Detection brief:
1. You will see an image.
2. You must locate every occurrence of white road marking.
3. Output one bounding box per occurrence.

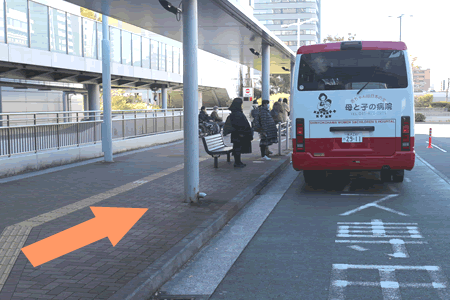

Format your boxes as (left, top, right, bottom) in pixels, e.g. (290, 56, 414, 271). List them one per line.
(347, 245, 368, 252)
(336, 220, 423, 239)
(387, 239, 409, 258)
(425, 141, 447, 152)
(388, 185, 398, 192)
(329, 264, 450, 300)
(340, 194, 407, 216)
(336, 240, 427, 245)
(341, 194, 396, 197)
(405, 177, 411, 182)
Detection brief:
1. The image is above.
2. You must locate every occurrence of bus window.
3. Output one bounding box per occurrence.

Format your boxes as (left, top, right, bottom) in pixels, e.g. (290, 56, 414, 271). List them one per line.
(297, 50, 408, 91)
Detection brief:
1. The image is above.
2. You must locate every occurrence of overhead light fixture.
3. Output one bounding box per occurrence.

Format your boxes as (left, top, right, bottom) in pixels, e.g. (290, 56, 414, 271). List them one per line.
(159, 0, 182, 19)
(282, 67, 290, 71)
(249, 48, 260, 57)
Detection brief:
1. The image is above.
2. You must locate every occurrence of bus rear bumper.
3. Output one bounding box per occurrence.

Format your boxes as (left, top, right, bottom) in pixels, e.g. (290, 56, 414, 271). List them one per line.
(292, 151, 415, 171)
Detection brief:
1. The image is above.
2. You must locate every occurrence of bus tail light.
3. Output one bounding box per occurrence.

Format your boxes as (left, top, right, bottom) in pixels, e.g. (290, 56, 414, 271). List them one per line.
(401, 116, 410, 150)
(296, 118, 305, 152)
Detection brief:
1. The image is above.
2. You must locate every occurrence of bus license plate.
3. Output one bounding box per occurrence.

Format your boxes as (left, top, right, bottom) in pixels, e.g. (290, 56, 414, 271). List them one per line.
(342, 133, 363, 143)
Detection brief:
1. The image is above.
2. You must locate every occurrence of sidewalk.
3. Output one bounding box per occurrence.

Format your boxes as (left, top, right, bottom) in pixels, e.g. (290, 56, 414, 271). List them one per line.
(0, 135, 291, 300)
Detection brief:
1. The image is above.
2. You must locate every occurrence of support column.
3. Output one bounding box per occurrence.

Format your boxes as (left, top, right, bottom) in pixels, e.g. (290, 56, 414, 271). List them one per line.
(101, 4, 113, 163)
(261, 43, 270, 101)
(161, 85, 167, 110)
(183, 0, 200, 203)
(87, 84, 100, 120)
(62, 92, 67, 123)
(83, 94, 88, 119)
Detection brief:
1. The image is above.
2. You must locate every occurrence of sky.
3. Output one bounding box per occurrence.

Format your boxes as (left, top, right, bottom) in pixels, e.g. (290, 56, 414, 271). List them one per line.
(321, 0, 447, 90)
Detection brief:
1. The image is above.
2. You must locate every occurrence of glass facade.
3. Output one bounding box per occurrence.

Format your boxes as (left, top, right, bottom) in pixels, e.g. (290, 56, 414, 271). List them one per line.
(141, 37, 150, 69)
(0, 0, 6, 43)
(0, 0, 182, 74)
(6, 0, 28, 46)
(110, 26, 121, 63)
(83, 18, 96, 58)
(67, 13, 81, 56)
(166, 45, 172, 73)
(97, 22, 102, 60)
(49, 8, 66, 53)
(159, 42, 166, 72)
(121, 30, 131, 65)
(29, 1, 48, 50)
(132, 34, 141, 67)
(151, 39, 158, 70)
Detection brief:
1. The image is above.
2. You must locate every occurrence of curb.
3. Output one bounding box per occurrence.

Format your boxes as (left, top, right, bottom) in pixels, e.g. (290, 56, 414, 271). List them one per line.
(109, 156, 291, 300)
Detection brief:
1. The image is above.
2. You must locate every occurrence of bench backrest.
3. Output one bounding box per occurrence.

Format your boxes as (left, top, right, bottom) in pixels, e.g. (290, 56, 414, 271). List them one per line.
(202, 134, 226, 152)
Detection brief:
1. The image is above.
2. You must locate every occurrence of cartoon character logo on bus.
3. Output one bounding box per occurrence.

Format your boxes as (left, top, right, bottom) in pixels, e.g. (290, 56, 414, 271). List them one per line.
(314, 93, 336, 118)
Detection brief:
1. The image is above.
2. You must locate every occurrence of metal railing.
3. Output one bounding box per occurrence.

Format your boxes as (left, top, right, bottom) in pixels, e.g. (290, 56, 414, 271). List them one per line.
(276, 120, 292, 155)
(0, 109, 184, 157)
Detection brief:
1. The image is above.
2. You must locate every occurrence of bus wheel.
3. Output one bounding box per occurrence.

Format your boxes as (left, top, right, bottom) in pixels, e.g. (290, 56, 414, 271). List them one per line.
(392, 170, 404, 183)
(380, 170, 392, 182)
(303, 170, 326, 185)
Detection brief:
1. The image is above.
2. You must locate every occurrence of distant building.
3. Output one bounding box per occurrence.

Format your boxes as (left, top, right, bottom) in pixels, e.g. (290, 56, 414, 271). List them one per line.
(253, 0, 321, 53)
(412, 68, 430, 92)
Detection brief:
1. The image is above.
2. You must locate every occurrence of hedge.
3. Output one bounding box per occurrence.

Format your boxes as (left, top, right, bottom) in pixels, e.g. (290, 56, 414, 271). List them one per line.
(415, 113, 426, 122)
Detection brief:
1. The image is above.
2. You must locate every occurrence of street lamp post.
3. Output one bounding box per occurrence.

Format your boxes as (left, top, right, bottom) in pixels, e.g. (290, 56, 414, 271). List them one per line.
(281, 17, 318, 48)
(388, 14, 413, 41)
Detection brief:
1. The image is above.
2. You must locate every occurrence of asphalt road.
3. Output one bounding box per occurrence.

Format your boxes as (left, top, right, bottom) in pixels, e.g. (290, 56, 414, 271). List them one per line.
(157, 145, 450, 300)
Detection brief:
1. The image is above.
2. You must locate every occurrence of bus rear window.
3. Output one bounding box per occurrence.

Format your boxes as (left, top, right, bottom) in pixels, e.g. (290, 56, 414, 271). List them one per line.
(297, 50, 408, 91)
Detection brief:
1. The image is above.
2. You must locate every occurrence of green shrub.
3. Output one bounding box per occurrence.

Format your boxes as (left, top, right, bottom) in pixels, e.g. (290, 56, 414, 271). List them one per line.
(415, 113, 426, 122)
(415, 93, 433, 107)
(429, 102, 450, 110)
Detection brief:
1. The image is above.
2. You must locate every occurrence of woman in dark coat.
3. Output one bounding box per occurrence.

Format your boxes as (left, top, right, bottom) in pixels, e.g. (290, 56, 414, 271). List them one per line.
(223, 98, 253, 168)
(254, 99, 278, 160)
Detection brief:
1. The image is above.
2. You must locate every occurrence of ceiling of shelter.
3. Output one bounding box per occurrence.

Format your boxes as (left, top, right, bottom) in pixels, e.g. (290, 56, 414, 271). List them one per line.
(62, 0, 294, 74)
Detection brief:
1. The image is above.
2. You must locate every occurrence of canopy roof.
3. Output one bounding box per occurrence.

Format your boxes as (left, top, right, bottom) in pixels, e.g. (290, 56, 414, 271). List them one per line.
(63, 0, 295, 74)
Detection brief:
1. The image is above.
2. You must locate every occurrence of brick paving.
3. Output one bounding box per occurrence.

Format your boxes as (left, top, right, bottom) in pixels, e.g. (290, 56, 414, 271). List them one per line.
(0, 135, 291, 299)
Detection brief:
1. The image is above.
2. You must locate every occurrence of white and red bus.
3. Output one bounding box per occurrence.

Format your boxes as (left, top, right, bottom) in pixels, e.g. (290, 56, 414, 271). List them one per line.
(290, 41, 415, 183)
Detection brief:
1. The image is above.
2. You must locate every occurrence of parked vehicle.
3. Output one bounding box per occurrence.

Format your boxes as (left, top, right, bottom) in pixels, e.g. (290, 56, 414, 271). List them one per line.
(290, 41, 415, 184)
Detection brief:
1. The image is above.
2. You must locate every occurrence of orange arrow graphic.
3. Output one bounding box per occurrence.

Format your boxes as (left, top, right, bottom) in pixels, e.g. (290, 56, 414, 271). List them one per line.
(21, 207, 148, 267)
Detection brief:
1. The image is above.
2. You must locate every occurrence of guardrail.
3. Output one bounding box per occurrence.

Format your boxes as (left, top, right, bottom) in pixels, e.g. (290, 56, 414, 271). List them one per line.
(0, 109, 184, 157)
(276, 120, 292, 155)
(0, 107, 230, 158)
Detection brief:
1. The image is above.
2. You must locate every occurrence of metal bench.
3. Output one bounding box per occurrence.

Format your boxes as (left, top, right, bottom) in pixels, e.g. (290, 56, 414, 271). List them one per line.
(201, 134, 233, 168)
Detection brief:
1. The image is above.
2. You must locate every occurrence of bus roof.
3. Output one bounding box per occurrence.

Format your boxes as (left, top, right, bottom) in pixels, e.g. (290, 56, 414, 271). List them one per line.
(297, 41, 407, 55)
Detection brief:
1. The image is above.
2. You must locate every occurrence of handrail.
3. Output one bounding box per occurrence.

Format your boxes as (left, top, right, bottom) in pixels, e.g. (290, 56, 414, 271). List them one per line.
(276, 120, 292, 155)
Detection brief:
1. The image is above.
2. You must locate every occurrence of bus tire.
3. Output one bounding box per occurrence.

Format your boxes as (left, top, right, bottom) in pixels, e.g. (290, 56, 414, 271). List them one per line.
(392, 170, 404, 183)
(380, 170, 392, 182)
(303, 170, 326, 185)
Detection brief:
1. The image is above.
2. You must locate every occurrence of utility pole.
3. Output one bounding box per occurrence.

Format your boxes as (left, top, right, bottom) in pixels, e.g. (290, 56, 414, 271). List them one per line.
(446, 78, 449, 102)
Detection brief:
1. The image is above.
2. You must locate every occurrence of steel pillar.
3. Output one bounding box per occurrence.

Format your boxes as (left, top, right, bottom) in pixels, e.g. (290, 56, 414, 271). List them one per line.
(62, 92, 67, 123)
(183, 0, 200, 203)
(87, 84, 100, 120)
(261, 43, 270, 100)
(101, 6, 113, 163)
(162, 85, 168, 110)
